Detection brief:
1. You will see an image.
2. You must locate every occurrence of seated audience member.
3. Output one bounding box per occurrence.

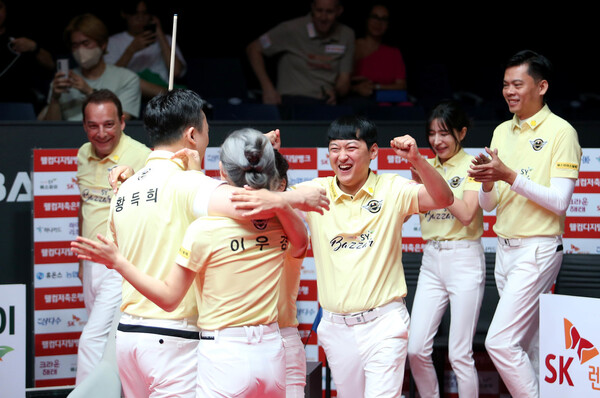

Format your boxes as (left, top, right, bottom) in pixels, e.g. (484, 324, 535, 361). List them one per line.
(345, 2, 407, 113)
(40, 13, 141, 121)
(0, 0, 55, 112)
(104, 0, 186, 99)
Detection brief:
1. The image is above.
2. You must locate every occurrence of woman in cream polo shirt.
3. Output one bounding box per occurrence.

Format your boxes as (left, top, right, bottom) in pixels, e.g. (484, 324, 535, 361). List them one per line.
(407, 100, 485, 398)
(72, 128, 308, 398)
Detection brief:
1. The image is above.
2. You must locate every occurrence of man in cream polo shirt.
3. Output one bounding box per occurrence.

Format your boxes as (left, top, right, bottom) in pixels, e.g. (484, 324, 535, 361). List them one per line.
(101, 89, 329, 397)
(469, 50, 582, 398)
(296, 115, 453, 397)
(75, 89, 150, 385)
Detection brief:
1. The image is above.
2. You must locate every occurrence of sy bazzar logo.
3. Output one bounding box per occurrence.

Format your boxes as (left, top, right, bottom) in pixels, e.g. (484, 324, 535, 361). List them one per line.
(530, 138, 548, 151)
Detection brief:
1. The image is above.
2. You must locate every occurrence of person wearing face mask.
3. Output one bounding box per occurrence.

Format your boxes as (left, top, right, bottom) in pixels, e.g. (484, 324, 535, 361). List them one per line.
(40, 13, 141, 121)
(407, 100, 485, 398)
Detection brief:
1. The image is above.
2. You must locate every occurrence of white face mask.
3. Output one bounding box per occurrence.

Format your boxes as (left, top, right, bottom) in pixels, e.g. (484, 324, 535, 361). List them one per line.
(73, 46, 103, 69)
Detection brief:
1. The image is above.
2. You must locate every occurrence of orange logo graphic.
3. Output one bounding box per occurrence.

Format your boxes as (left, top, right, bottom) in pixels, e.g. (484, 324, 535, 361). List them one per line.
(564, 318, 599, 364)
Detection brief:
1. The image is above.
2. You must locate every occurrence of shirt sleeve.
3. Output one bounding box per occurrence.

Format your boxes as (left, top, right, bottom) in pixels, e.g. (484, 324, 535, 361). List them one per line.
(116, 70, 142, 119)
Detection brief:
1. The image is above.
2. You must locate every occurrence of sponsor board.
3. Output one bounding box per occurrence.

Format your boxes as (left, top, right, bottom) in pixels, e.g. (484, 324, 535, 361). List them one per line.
(540, 294, 600, 397)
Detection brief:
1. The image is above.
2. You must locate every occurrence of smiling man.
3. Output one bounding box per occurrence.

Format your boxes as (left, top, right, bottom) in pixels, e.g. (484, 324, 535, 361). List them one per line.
(75, 89, 150, 385)
(469, 50, 582, 398)
(294, 115, 453, 397)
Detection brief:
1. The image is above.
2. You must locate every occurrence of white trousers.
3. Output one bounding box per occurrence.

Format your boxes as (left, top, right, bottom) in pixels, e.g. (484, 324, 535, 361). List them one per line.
(197, 323, 286, 397)
(116, 314, 200, 398)
(485, 236, 563, 398)
(76, 260, 122, 385)
(281, 327, 307, 398)
(408, 240, 485, 398)
(317, 300, 410, 398)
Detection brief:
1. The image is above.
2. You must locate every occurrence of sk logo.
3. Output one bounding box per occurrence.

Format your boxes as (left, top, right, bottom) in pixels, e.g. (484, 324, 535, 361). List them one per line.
(564, 318, 599, 364)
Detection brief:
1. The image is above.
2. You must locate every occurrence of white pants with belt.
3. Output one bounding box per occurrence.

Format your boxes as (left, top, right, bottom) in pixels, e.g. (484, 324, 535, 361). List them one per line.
(197, 323, 286, 397)
(116, 314, 200, 398)
(317, 300, 410, 398)
(281, 326, 307, 397)
(485, 236, 563, 398)
(76, 260, 122, 385)
(407, 240, 485, 398)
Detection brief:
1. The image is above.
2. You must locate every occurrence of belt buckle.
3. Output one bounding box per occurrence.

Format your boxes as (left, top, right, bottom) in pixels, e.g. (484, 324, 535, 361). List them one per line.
(344, 313, 365, 326)
(432, 241, 441, 250)
(501, 238, 511, 246)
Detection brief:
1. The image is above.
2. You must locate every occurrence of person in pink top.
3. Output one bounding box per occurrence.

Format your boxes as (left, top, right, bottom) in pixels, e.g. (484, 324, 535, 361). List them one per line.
(350, 3, 406, 102)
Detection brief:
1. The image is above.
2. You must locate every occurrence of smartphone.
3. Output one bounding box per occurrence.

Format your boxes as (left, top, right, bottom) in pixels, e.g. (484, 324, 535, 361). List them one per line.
(57, 58, 69, 76)
(143, 23, 157, 33)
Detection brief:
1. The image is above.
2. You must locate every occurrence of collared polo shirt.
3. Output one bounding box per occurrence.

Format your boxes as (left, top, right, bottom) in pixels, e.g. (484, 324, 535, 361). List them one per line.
(176, 216, 288, 330)
(420, 149, 483, 241)
(76, 132, 150, 241)
(260, 14, 355, 99)
(491, 105, 581, 238)
(300, 171, 420, 314)
(109, 151, 224, 320)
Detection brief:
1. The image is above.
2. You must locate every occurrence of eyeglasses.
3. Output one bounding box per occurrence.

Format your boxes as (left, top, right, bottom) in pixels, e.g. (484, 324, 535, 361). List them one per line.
(369, 14, 389, 22)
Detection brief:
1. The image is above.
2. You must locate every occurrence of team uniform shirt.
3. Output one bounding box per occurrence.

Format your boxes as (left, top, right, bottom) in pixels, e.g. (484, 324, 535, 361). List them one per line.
(105, 31, 187, 85)
(259, 14, 355, 99)
(490, 104, 581, 238)
(76, 133, 150, 241)
(176, 216, 289, 330)
(278, 251, 305, 329)
(52, 64, 141, 120)
(420, 149, 483, 241)
(108, 151, 224, 319)
(300, 171, 420, 314)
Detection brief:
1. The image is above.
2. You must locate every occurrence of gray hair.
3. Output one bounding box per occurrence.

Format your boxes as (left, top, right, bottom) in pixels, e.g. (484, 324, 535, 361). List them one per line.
(220, 128, 278, 190)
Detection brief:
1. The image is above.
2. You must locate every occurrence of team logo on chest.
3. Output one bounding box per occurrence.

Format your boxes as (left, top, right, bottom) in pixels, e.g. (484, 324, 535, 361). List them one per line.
(530, 138, 547, 151)
(362, 199, 383, 214)
(448, 176, 463, 188)
(252, 219, 268, 230)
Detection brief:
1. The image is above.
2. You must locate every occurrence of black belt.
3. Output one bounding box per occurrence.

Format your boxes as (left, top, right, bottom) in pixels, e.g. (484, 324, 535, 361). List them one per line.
(117, 323, 200, 340)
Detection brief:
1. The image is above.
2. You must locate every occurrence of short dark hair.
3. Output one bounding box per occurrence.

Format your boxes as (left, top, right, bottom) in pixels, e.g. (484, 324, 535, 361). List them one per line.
(327, 115, 377, 149)
(274, 149, 289, 190)
(143, 89, 205, 146)
(82, 89, 123, 120)
(506, 50, 553, 84)
(426, 99, 471, 150)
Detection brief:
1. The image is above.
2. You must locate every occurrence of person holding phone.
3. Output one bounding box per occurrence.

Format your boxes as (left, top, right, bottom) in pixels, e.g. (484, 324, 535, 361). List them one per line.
(40, 13, 141, 121)
(407, 100, 485, 398)
(105, 0, 187, 99)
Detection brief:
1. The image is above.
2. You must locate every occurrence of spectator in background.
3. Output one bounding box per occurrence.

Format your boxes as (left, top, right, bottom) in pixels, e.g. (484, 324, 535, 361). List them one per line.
(75, 89, 150, 385)
(40, 13, 141, 121)
(104, 0, 186, 100)
(343, 2, 407, 113)
(246, 0, 354, 110)
(0, 0, 55, 112)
